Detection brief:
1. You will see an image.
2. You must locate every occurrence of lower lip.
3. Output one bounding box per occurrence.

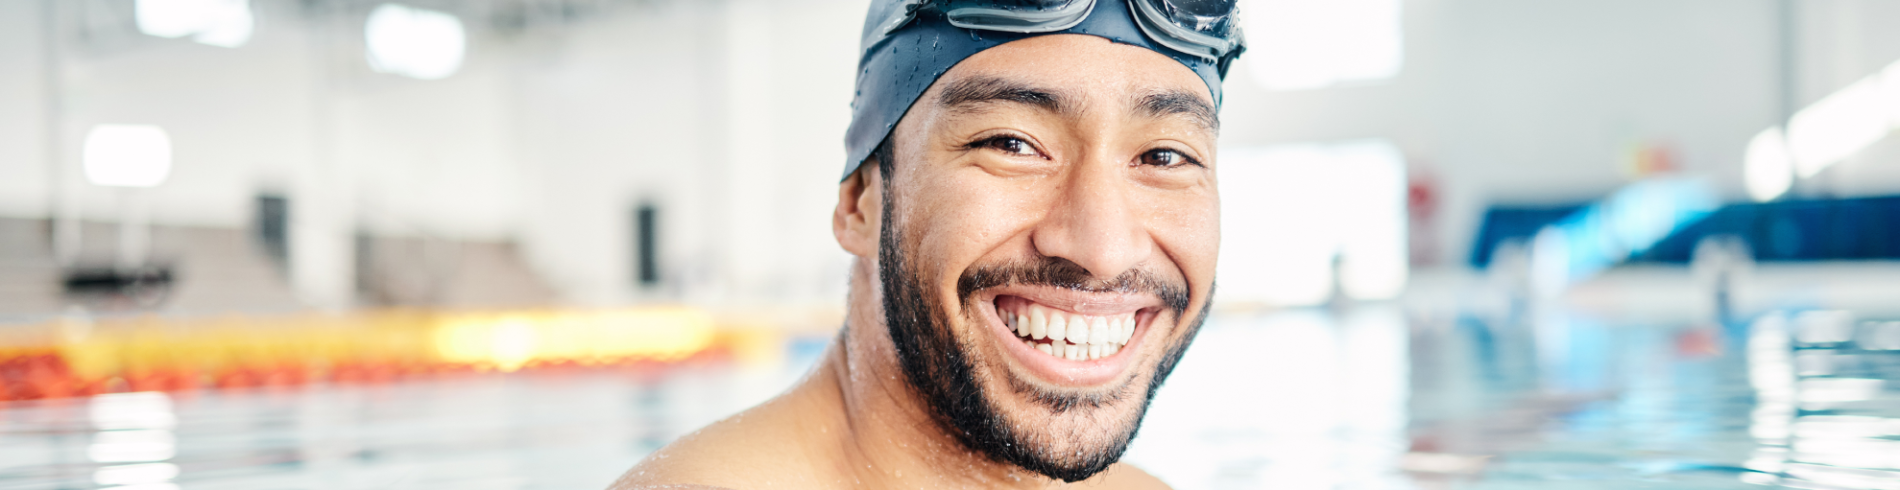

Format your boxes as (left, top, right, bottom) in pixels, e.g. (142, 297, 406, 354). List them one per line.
(987, 299, 1148, 387)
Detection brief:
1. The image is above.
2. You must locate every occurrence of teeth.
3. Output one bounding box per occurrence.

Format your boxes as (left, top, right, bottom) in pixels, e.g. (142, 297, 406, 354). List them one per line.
(1005, 303, 1141, 362)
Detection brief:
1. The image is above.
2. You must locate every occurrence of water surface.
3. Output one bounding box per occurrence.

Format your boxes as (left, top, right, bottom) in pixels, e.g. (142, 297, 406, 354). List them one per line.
(3, 308, 1895, 489)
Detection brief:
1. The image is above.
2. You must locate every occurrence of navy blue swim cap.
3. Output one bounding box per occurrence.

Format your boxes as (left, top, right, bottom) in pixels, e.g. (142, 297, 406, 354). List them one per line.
(842, 0, 1242, 179)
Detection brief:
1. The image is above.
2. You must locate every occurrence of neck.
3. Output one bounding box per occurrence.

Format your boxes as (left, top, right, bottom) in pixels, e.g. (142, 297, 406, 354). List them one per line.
(785, 260, 1059, 488)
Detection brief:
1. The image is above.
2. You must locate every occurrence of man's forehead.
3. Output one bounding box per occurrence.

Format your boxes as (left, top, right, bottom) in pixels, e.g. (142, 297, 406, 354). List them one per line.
(931, 74, 1218, 134)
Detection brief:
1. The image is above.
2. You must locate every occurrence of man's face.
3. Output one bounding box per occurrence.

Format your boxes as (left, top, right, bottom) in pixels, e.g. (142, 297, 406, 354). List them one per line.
(871, 35, 1220, 481)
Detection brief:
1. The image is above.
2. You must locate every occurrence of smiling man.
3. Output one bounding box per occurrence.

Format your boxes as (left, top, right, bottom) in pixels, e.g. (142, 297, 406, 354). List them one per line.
(611, 0, 1242, 488)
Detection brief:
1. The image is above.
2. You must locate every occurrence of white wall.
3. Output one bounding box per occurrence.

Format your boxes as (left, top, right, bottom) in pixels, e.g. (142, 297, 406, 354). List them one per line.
(0, 0, 538, 307)
(510, 0, 863, 306)
(43, 1, 320, 228)
(0, 0, 52, 217)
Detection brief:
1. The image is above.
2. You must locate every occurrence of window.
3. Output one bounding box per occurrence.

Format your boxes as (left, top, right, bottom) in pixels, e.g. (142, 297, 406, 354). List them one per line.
(1217, 139, 1408, 305)
(82, 125, 173, 188)
(1243, 0, 1403, 91)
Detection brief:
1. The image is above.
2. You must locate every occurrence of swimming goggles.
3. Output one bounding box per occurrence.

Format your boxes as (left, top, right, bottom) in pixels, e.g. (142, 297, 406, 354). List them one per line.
(876, 0, 1245, 63)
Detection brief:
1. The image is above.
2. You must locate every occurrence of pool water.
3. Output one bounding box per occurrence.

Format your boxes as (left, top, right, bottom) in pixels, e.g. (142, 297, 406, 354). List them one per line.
(2, 308, 1895, 489)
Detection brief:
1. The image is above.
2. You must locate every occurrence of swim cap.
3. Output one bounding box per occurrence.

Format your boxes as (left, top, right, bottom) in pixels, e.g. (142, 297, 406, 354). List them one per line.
(842, 0, 1243, 179)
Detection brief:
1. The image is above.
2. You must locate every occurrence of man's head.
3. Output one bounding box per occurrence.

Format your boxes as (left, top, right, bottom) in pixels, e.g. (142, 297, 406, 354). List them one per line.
(831, 27, 1225, 483)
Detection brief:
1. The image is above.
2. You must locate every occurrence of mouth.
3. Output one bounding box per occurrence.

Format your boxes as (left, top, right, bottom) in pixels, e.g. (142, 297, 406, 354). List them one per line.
(987, 293, 1157, 386)
(999, 298, 1136, 361)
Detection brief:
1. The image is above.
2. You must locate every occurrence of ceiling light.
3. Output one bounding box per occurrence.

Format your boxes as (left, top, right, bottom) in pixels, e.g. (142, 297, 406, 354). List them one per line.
(134, 0, 253, 48)
(365, 4, 467, 80)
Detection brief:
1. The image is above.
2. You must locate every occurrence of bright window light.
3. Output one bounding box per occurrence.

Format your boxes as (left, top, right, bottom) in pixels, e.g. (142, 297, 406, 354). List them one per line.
(1786, 76, 1890, 178)
(83, 125, 174, 188)
(1741, 58, 1900, 190)
(1243, 0, 1403, 91)
(1744, 127, 1794, 202)
(1219, 139, 1408, 306)
(134, 0, 254, 48)
(365, 4, 467, 80)
(1883, 60, 1900, 129)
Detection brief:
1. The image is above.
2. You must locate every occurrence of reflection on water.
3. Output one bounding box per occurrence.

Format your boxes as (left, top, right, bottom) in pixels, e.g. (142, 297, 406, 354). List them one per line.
(1125, 306, 1898, 489)
(1743, 312, 1900, 489)
(0, 360, 817, 490)
(2, 308, 1896, 489)
(87, 392, 180, 489)
(1125, 308, 1411, 489)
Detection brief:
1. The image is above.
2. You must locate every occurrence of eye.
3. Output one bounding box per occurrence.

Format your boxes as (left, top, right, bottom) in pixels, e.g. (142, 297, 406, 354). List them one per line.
(1139, 148, 1200, 168)
(978, 136, 1041, 157)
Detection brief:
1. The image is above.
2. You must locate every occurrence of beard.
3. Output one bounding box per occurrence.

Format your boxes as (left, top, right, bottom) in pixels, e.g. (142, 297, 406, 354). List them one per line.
(876, 185, 1211, 482)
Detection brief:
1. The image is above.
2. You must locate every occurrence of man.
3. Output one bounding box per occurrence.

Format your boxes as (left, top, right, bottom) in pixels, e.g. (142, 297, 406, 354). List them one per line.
(613, 0, 1242, 487)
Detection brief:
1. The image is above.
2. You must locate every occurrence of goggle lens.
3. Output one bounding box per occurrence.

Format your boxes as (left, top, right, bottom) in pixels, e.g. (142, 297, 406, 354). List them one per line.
(1154, 0, 1237, 36)
(878, 0, 1243, 62)
(1129, 0, 1242, 61)
(941, 0, 1098, 33)
(1162, 0, 1235, 18)
(989, 0, 1079, 7)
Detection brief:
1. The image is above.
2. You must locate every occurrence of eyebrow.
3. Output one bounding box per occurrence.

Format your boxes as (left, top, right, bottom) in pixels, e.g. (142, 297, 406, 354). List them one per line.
(936, 76, 1218, 133)
(937, 76, 1068, 115)
(1136, 90, 1219, 134)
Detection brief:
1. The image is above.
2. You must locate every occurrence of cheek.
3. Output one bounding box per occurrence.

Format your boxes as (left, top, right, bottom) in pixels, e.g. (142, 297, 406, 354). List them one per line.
(1149, 192, 1221, 282)
(908, 177, 1046, 272)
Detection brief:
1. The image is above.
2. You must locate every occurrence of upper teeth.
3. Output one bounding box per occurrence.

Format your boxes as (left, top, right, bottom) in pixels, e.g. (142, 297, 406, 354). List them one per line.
(1004, 303, 1137, 361)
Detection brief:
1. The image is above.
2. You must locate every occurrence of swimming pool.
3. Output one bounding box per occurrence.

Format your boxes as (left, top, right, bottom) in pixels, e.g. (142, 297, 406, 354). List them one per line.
(3, 308, 1895, 489)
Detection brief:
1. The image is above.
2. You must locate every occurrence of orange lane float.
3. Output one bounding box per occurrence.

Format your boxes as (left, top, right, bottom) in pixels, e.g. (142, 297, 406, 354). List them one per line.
(0, 307, 734, 401)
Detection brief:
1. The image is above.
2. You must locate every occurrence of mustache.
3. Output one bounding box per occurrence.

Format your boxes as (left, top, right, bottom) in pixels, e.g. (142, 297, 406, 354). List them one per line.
(955, 256, 1191, 315)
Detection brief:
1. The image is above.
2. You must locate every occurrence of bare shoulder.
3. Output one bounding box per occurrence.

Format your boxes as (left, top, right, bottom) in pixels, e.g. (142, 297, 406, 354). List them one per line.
(606, 384, 848, 489)
(1091, 463, 1173, 490)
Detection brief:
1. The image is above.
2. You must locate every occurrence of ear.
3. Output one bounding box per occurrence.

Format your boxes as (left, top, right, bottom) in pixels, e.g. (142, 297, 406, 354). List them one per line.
(833, 164, 882, 258)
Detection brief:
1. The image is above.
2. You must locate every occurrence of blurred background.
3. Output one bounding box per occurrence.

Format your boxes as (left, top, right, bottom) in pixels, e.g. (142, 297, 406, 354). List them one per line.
(2, 0, 1899, 488)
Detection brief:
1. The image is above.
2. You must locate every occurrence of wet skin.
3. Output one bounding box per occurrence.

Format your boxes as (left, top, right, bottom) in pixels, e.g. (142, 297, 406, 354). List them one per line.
(610, 34, 1219, 489)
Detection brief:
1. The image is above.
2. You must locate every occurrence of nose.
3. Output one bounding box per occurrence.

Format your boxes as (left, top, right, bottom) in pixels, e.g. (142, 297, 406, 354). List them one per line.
(1029, 157, 1154, 280)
